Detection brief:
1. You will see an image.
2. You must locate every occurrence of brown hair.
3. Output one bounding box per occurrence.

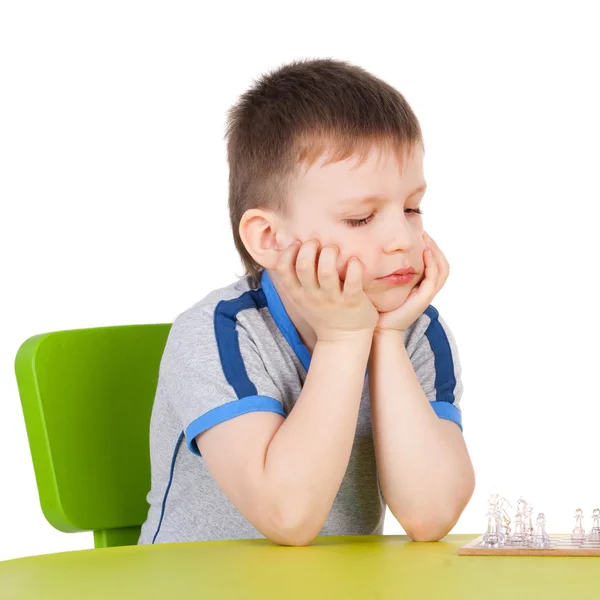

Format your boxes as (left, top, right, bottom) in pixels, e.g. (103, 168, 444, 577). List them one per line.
(225, 58, 424, 287)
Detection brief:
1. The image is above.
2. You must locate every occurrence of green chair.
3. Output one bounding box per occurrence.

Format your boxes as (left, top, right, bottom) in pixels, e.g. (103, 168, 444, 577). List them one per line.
(14, 324, 172, 548)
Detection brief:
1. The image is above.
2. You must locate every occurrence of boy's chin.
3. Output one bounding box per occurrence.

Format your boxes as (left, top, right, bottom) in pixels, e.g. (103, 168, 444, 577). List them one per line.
(369, 288, 412, 313)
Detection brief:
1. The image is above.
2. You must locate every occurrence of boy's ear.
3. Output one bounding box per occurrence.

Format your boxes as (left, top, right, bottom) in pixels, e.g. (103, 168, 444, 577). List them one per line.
(239, 208, 287, 270)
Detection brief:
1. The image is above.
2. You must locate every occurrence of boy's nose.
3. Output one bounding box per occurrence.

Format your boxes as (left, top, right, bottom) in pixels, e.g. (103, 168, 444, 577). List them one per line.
(382, 210, 415, 254)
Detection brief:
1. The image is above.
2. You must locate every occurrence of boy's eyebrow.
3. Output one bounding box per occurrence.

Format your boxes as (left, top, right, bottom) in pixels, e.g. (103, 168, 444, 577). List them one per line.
(335, 183, 427, 207)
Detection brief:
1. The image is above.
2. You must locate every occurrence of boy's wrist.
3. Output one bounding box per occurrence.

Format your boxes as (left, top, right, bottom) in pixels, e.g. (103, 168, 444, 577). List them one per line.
(316, 327, 375, 346)
(373, 327, 405, 342)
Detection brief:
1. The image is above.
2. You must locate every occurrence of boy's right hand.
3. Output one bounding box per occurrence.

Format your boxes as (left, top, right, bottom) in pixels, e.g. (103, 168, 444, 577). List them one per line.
(275, 239, 379, 343)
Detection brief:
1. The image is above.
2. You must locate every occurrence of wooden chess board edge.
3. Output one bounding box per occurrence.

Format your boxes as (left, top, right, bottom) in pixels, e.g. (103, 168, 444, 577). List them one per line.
(458, 535, 600, 557)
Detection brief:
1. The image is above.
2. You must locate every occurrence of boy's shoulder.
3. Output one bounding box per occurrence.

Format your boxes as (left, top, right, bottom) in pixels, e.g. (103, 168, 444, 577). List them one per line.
(173, 275, 261, 326)
(164, 276, 274, 360)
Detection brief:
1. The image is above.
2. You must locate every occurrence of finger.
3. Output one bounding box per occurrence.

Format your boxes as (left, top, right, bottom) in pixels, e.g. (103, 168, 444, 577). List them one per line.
(437, 254, 450, 290)
(275, 241, 302, 293)
(425, 235, 449, 291)
(425, 246, 438, 270)
(296, 239, 320, 290)
(317, 245, 342, 294)
(342, 257, 364, 297)
(418, 247, 439, 298)
(425, 244, 439, 277)
(438, 248, 450, 285)
(425, 234, 445, 266)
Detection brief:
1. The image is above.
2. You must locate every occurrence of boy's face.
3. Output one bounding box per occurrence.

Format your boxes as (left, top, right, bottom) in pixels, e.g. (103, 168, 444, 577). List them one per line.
(280, 143, 427, 313)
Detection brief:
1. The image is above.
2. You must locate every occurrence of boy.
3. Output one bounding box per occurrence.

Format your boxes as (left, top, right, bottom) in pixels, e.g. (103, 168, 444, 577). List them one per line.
(138, 58, 475, 547)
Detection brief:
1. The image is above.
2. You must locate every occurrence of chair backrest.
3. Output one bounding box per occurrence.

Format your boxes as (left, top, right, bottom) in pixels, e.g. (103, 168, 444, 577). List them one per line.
(14, 324, 171, 548)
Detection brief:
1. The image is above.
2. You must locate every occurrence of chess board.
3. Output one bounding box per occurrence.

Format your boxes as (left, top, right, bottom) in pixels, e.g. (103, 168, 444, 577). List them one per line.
(459, 535, 600, 556)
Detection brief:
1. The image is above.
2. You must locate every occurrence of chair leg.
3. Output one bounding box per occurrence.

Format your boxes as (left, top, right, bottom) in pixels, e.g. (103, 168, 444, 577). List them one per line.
(93, 526, 141, 548)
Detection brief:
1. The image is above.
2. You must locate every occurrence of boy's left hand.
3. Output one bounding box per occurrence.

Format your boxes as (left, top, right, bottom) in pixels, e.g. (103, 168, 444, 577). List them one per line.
(375, 232, 449, 334)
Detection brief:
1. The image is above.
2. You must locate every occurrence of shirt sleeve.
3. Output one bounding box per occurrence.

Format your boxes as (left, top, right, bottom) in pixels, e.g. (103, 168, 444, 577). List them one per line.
(159, 305, 286, 456)
(407, 305, 464, 431)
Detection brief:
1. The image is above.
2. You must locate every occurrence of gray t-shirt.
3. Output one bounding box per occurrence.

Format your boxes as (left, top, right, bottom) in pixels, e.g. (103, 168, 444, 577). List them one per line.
(138, 269, 464, 545)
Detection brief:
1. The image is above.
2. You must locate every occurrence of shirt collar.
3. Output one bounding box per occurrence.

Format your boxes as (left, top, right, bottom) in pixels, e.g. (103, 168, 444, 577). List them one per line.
(260, 269, 312, 372)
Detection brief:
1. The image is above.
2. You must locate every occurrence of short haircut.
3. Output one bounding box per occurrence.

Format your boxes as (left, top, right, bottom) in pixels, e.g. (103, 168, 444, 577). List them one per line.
(226, 58, 424, 287)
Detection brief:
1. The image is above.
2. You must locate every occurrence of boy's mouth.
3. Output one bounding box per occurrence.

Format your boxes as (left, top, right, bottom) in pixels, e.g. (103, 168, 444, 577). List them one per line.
(378, 267, 416, 278)
(378, 271, 415, 285)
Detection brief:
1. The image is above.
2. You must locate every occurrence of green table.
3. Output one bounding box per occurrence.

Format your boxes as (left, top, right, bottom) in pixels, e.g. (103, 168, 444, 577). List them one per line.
(0, 535, 597, 599)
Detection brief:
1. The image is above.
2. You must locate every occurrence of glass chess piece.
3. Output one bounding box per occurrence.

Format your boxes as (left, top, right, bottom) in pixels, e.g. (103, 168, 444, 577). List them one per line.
(523, 505, 534, 545)
(482, 506, 503, 548)
(488, 492, 500, 507)
(498, 497, 512, 543)
(516, 497, 528, 515)
(482, 494, 504, 548)
(572, 508, 586, 542)
(532, 512, 550, 548)
(587, 508, 600, 541)
(512, 498, 528, 545)
(511, 509, 526, 545)
(486, 493, 499, 520)
(516, 497, 527, 509)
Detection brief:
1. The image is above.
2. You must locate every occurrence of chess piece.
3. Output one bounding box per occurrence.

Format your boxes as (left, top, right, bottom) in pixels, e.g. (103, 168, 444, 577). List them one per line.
(572, 508, 586, 542)
(532, 512, 550, 548)
(482, 494, 505, 548)
(588, 508, 600, 541)
(482, 507, 502, 548)
(488, 492, 500, 507)
(497, 497, 512, 543)
(516, 497, 528, 514)
(511, 510, 526, 544)
(523, 505, 534, 545)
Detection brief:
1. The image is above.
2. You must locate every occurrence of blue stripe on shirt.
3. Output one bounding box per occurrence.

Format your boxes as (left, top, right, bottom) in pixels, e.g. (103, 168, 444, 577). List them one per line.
(185, 396, 286, 456)
(424, 306, 462, 430)
(424, 305, 457, 405)
(213, 289, 268, 399)
(152, 432, 184, 544)
(430, 400, 463, 431)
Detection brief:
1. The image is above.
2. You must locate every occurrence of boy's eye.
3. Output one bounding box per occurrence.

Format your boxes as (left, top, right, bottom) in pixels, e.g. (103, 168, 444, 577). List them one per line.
(343, 208, 423, 228)
(344, 214, 374, 227)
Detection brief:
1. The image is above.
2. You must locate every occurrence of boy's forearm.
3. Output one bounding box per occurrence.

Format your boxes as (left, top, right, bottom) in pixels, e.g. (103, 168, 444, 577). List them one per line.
(263, 329, 373, 544)
(368, 330, 475, 541)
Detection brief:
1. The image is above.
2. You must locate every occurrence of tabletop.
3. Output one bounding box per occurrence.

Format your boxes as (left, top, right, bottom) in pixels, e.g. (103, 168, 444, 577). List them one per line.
(1, 534, 598, 600)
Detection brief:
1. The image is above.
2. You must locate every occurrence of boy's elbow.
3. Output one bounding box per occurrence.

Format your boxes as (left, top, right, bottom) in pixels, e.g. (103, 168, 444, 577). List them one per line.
(401, 498, 468, 542)
(397, 496, 469, 542)
(264, 504, 322, 547)
(266, 520, 319, 547)
(269, 529, 316, 547)
(404, 518, 455, 542)
(406, 471, 475, 542)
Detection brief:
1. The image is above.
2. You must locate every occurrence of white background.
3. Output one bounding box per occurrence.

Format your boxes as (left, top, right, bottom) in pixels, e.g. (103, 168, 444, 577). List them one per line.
(1, 1, 599, 562)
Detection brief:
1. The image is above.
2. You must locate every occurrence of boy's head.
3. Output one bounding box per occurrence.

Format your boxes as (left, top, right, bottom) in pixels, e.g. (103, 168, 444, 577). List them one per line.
(226, 58, 427, 313)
